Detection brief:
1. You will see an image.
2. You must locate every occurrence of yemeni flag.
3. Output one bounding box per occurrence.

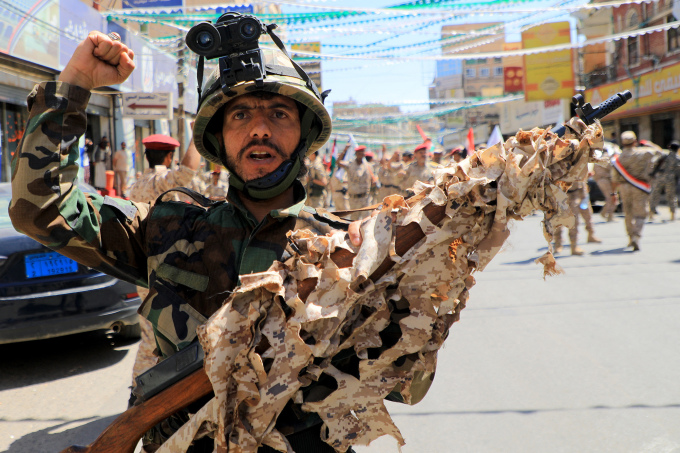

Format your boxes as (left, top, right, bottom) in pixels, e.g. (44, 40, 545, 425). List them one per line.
(329, 138, 337, 175)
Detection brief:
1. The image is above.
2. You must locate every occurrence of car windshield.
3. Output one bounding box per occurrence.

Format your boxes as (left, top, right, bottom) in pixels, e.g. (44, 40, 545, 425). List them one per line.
(0, 182, 98, 230)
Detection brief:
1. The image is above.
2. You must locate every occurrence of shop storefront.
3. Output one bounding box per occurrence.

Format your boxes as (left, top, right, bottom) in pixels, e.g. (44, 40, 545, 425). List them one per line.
(585, 61, 680, 148)
(0, 0, 191, 184)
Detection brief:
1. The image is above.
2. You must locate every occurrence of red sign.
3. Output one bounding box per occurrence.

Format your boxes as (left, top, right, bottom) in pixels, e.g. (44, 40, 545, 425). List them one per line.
(504, 67, 524, 93)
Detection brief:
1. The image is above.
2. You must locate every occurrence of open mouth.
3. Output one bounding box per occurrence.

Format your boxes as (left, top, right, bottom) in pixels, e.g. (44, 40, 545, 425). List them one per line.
(249, 151, 273, 161)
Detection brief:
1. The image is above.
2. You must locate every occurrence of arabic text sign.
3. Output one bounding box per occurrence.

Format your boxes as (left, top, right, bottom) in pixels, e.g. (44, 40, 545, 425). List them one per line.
(584, 60, 680, 119)
(122, 92, 173, 120)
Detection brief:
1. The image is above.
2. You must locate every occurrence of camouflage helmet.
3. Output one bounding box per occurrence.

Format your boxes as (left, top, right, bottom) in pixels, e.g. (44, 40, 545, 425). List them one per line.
(193, 47, 332, 166)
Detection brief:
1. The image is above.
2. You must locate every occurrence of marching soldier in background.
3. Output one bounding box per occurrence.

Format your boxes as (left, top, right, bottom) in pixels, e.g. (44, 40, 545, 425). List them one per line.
(306, 150, 329, 208)
(649, 140, 680, 221)
(376, 145, 403, 202)
(329, 142, 351, 212)
(611, 131, 659, 251)
(400, 142, 437, 197)
(592, 141, 620, 222)
(340, 144, 377, 219)
(204, 167, 229, 200)
(553, 179, 601, 255)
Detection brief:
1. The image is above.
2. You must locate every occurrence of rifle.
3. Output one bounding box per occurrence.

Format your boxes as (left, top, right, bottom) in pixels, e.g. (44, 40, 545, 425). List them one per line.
(60, 90, 632, 453)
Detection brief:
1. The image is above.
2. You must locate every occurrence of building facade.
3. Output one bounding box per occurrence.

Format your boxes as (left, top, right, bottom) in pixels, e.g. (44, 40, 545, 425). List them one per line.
(580, 0, 680, 147)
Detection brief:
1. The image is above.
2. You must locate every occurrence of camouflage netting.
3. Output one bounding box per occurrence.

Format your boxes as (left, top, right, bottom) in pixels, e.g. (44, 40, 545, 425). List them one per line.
(156, 118, 604, 453)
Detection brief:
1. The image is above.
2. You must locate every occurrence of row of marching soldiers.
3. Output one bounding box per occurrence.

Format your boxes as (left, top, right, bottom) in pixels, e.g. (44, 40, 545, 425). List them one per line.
(301, 140, 467, 220)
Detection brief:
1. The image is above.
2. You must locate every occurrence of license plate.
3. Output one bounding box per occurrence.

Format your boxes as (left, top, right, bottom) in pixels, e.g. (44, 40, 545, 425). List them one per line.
(25, 251, 79, 279)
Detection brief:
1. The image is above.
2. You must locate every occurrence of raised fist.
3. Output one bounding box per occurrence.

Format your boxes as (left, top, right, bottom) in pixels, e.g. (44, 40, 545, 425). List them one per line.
(58, 31, 135, 91)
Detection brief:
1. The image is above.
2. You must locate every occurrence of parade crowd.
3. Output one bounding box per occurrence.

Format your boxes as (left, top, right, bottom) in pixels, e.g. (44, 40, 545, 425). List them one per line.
(82, 127, 680, 258)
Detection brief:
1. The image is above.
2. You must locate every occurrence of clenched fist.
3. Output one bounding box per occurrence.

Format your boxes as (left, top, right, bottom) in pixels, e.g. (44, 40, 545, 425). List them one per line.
(58, 31, 135, 91)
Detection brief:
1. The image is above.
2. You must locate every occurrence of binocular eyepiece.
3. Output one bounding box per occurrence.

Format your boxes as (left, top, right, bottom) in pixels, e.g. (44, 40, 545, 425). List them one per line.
(186, 13, 264, 60)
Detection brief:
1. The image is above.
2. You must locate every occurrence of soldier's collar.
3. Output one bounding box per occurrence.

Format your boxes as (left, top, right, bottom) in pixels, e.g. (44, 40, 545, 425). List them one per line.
(227, 180, 307, 221)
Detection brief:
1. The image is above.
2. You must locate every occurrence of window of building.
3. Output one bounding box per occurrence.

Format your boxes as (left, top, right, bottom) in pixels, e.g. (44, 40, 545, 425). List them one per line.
(627, 36, 639, 66)
(465, 68, 476, 78)
(480, 67, 490, 77)
(477, 58, 487, 64)
(494, 66, 504, 77)
(669, 15, 680, 52)
(628, 10, 639, 28)
(465, 59, 476, 65)
(494, 57, 502, 64)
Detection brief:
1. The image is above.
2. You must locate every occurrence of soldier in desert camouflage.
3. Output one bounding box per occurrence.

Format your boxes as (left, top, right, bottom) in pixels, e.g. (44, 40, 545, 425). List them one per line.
(611, 131, 659, 251)
(9, 23, 367, 453)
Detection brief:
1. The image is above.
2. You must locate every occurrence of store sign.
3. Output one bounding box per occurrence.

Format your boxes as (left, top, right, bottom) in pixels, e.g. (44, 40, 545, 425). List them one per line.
(522, 22, 574, 102)
(585, 61, 680, 119)
(0, 0, 60, 69)
(122, 92, 173, 119)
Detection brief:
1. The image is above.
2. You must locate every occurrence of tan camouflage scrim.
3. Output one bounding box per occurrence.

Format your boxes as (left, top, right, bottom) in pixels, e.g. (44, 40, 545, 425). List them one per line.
(193, 48, 332, 165)
(156, 118, 604, 452)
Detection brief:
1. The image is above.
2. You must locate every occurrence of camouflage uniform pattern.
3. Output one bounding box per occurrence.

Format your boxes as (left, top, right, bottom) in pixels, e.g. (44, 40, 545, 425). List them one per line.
(345, 160, 372, 219)
(376, 161, 403, 202)
(650, 150, 680, 215)
(306, 155, 328, 209)
(329, 174, 348, 212)
(554, 181, 597, 246)
(204, 180, 229, 200)
(149, 118, 603, 452)
(8, 81, 351, 447)
(402, 161, 437, 195)
(127, 159, 198, 385)
(128, 165, 196, 204)
(592, 160, 616, 221)
(611, 145, 658, 244)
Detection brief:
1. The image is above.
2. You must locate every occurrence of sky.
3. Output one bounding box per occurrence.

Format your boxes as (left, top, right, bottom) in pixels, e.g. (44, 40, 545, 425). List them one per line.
(279, 0, 579, 113)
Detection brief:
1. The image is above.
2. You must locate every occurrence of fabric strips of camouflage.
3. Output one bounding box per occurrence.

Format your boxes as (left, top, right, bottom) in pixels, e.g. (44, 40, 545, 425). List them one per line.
(155, 118, 604, 453)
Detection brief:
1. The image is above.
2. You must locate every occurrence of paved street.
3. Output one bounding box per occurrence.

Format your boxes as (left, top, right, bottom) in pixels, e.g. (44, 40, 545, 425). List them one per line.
(357, 209, 680, 453)
(1, 209, 679, 453)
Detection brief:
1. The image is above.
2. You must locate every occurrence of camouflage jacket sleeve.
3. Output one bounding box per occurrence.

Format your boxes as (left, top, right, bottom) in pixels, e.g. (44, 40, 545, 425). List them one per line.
(9, 82, 150, 287)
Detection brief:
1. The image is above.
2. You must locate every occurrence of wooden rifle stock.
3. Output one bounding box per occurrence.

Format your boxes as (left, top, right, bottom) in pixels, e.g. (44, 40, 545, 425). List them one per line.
(60, 368, 212, 453)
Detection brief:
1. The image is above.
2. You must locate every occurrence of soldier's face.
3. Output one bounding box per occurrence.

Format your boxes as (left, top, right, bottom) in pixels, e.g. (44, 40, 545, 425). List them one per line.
(221, 93, 301, 182)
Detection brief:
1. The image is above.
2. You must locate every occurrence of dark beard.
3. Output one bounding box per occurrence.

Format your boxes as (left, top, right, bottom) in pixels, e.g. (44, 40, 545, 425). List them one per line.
(221, 140, 308, 182)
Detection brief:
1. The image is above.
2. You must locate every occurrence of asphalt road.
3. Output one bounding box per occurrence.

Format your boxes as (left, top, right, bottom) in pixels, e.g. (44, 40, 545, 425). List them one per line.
(1, 209, 678, 453)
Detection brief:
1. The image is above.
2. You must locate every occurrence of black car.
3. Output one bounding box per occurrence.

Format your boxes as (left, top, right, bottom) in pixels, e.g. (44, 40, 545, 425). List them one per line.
(0, 182, 141, 344)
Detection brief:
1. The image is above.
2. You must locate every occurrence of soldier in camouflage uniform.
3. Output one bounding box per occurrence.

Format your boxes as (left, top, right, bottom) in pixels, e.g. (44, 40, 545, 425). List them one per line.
(9, 29, 368, 453)
(592, 142, 620, 222)
(204, 167, 229, 200)
(399, 143, 437, 197)
(127, 133, 201, 387)
(611, 131, 659, 251)
(649, 140, 680, 221)
(329, 143, 351, 211)
(553, 180, 601, 255)
(305, 150, 328, 208)
(376, 146, 403, 202)
(339, 145, 376, 220)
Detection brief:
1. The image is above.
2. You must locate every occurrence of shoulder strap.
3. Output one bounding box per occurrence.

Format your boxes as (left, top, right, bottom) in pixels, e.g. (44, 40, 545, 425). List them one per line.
(155, 187, 221, 208)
